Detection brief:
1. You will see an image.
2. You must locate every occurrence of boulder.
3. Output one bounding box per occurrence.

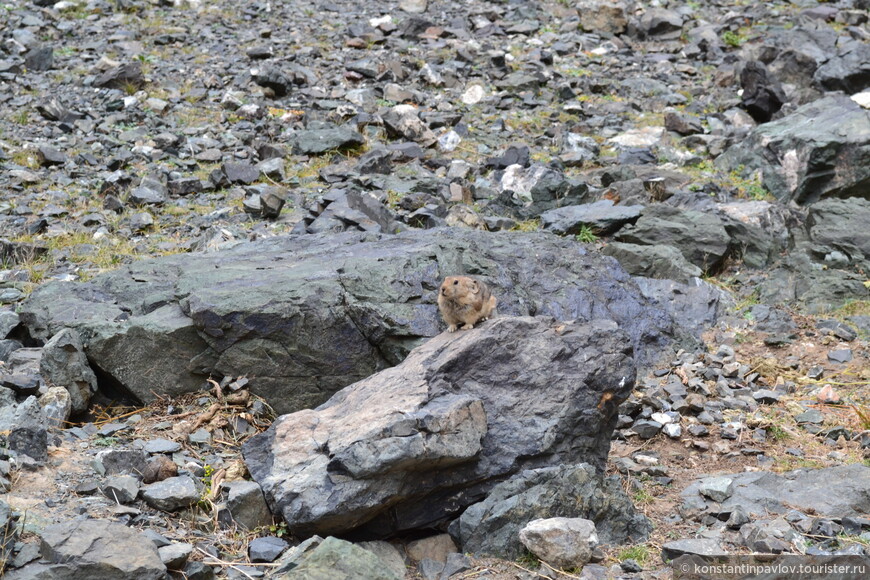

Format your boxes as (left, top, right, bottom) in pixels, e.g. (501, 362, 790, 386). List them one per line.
(615, 205, 731, 273)
(243, 317, 636, 538)
(19, 229, 678, 415)
(518, 517, 598, 570)
(281, 537, 401, 580)
(807, 197, 870, 273)
(602, 242, 702, 283)
(717, 95, 870, 204)
(5, 519, 166, 580)
(452, 463, 650, 559)
(714, 200, 796, 268)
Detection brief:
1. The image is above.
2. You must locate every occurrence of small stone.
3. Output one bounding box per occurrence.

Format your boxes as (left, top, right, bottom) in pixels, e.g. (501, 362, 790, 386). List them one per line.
(144, 438, 182, 454)
(249, 536, 288, 563)
(795, 409, 824, 424)
(753, 389, 780, 404)
(140, 475, 200, 511)
(632, 419, 662, 439)
(698, 477, 734, 502)
(102, 474, 140, 504)
(159, 543, 194, 570)
(827, 349, 852, 363)
(663, 423, 682, 438)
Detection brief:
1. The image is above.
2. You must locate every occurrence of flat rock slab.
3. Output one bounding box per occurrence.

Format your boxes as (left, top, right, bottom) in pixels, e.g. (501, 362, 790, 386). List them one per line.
(682, 464, 870, 519)
(243, 317, 636, 538)
(19, 229, 677, 415)
(6, 519, 166, 579)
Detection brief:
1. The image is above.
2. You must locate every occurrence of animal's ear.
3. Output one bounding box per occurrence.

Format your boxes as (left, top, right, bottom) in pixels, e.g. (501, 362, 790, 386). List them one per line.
(470, 280, 479, 293)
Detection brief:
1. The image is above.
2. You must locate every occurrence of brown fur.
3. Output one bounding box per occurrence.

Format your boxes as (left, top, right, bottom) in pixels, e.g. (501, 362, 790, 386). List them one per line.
(437, 276, 498, 332)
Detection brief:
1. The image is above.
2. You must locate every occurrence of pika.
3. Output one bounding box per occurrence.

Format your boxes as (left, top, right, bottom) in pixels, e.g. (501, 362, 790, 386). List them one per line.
(437, 275, 498, 332)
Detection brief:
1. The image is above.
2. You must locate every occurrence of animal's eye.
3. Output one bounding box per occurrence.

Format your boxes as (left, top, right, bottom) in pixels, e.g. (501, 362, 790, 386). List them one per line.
(453, 280, 459, 285)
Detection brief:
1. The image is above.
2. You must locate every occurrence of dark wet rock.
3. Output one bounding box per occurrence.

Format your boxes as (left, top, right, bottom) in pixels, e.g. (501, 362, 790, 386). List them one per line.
(39, 328, 97, 415)
(283, 536, 401, 580)
(615, 205, 730, 273)
(452, 463, 650, 559)
(244, 317, 636, 538)
(717, 95, 870, 204)
(141, 475, 200, 511)
(540, 200, 642, 236)
(290, 126, 365, 154)
(6, 519, 166, 580)
(740, 61, 786, 123)
(19, 229, 678, 414)
(603, 242, 702, 284)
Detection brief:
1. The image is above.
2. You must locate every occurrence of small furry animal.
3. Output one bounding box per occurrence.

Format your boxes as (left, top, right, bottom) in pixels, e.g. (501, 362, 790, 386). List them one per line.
(437, 275, 498, 332)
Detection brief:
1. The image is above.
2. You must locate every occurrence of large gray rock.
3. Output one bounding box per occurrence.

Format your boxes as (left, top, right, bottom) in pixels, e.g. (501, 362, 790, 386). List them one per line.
(717, 95, 870, 204)
(518, 517, 598, 569)
(451, 463, 650, 559)
(6, 519, 166, 580)
(281, 536, 401, 580)
(602, 242, 702, 283)
(540, 200, 642, 236)
(39, 329, 98, 415)
(682, 464, 870, 519)
(19, 229, 677, 415)
(715, 201, 797, 269)
(615, 205, 730, 273)
(243, 317, 636, 538)
(807, 197, 870, 274)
